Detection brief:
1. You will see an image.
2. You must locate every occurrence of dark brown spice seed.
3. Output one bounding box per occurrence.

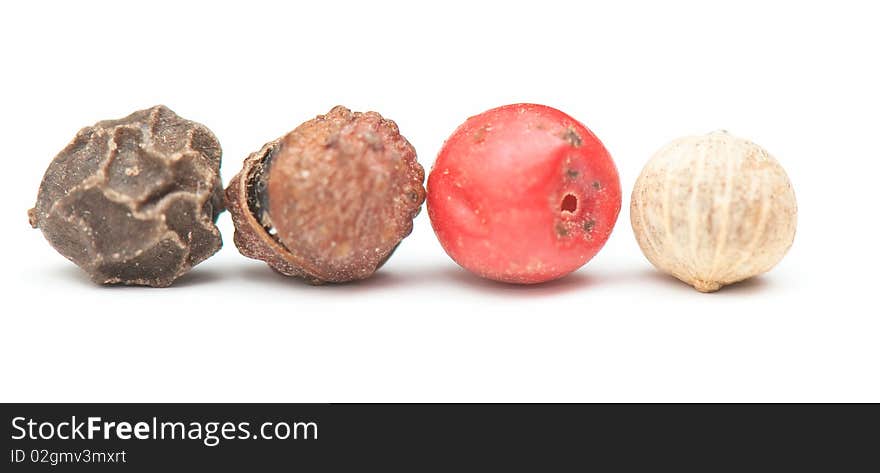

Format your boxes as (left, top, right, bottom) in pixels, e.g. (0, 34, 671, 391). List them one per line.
(29, 105, 224, 287)
(224, 106, 426, 284)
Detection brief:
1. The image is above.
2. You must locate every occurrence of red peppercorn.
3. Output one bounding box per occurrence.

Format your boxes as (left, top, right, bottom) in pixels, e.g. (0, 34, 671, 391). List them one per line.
(427, 103, 621, 283)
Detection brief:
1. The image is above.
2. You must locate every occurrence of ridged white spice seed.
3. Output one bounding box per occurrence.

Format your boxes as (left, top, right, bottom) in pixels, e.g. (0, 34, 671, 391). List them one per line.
(630, 131, 797, 292)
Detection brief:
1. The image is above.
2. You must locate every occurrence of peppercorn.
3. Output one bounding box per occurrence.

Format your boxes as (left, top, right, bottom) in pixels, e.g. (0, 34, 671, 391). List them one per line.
(28, 105, 224, 287)
(631, 131, 797, 292)
(225, 106, 425, 284)
(427, 103, 621, 284)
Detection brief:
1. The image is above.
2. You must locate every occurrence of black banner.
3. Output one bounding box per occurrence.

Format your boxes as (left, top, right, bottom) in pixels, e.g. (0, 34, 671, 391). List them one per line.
(1, 404, 877, 470)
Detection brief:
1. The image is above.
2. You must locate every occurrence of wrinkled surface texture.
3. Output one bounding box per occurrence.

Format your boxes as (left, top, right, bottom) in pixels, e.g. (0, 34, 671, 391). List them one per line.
(630, 131, 797, 292)
(225, 106, 425, 283)
(427, 103, 621, 284)
(29, 105, 223, 287)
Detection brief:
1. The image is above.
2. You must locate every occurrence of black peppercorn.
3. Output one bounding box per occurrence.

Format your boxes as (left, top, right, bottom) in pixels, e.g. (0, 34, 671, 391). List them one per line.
(225, 106, 425, 284)
(28, 105, 224, 287)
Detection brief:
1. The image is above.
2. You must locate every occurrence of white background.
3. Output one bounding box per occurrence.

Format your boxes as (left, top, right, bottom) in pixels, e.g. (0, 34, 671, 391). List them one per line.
(1, 1, 877, 402)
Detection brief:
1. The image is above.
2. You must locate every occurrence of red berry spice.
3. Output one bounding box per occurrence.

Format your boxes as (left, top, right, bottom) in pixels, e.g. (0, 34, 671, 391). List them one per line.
(427, 104, 621, 283)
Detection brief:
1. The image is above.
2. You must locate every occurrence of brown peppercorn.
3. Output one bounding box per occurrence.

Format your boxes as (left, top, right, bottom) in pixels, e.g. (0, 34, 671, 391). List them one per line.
(28, 105, 224, 287)
(225, 106, 425, 284)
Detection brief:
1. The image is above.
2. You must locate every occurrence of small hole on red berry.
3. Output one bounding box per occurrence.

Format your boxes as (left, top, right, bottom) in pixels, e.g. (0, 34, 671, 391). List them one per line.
(561, 193, 578, 213)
